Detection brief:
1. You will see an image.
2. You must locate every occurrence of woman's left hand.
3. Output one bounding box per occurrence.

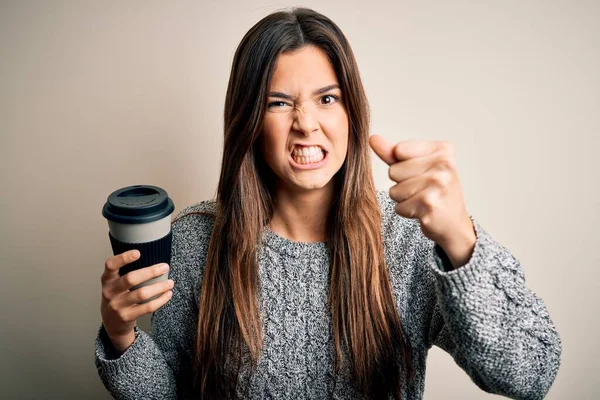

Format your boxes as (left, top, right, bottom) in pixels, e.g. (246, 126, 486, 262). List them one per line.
(369, 134, 476, 269)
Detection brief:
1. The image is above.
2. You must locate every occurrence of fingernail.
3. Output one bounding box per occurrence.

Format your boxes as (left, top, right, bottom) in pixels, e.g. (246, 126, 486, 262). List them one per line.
(132, 250, 140, 258)
(161, 263, 169, 271)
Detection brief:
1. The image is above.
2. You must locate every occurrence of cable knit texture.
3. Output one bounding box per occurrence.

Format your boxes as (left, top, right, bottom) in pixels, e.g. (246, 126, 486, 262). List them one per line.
(95, 191, 561, 399)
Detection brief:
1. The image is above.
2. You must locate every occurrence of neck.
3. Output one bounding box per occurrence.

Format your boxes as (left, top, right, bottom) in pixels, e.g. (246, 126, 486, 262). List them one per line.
(269, 182, 334, 243)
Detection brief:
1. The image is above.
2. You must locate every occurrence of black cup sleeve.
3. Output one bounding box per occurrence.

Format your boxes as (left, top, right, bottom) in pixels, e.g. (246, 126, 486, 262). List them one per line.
(108, 231, 172, 276)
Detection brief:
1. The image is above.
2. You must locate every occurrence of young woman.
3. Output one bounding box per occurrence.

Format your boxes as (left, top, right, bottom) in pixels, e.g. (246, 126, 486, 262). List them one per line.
(95, 8, 561, 400)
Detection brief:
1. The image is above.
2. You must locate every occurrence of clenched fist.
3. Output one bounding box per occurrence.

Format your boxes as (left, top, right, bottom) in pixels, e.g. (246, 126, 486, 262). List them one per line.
(370, 134, 476, 269)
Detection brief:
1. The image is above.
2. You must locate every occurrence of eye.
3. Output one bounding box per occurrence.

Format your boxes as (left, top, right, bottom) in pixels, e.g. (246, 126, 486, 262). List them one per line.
(267, 101, 289, 109)
(320, 94, 340, 105)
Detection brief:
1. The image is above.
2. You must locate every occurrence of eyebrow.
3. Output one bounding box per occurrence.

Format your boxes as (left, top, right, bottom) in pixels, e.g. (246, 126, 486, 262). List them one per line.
(268, 84, 340, 100)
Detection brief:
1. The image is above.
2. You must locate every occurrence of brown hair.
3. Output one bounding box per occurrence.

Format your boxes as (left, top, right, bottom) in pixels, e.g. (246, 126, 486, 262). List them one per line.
(184, 7, 414, 399)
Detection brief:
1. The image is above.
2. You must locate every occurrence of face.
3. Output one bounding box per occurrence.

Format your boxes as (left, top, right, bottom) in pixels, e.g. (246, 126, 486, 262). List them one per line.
(260, 45, 349, 194)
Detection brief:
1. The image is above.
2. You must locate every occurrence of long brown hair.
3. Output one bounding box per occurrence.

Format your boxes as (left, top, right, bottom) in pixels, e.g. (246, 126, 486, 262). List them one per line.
(190, 7, 414, 399)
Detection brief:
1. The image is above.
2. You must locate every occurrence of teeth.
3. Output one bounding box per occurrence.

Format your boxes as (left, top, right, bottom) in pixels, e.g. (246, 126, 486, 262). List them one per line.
(292, 145, 325, 164)
(293, 146, 322, 157)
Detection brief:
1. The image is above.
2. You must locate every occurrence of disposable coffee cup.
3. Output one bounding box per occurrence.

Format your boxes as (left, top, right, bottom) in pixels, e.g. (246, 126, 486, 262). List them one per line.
(102, 185, 175, 303)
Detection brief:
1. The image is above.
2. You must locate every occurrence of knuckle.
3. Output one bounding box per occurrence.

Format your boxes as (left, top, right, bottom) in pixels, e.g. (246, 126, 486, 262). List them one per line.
(388, 186, 396, 200)
(443, 170, 454, 186)
(107, 299, 118, 313)
(389, 165, 401, 181)
(440, 156, 455, 170)
(139, 298, 156, 313)
(390, 185, 404, 202)
(406, 205, 417, 219)
(122, 274, 135, 288)
(139, 303, 153, 316)
(101, 287, 111, 301)
(394, 202, 403, 215)
(121, 252, 130, 264)
(421, 214, 432, 228)
(393, 144, 403, 160)
(421, 192, 438, 211)
(116, 309, 129, 323)
(430, 172, 448, 188)
(135, 287, 150, 301)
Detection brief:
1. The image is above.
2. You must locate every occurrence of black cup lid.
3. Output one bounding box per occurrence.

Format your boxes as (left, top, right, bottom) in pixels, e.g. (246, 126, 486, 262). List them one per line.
(102, 185, 175, 224)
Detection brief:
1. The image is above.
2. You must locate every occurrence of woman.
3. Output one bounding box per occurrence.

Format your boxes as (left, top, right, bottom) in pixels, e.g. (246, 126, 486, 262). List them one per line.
(95, 7, 562, 400)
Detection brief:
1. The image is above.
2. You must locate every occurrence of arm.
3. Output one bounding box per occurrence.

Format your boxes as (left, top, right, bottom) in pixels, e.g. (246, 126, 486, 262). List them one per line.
(426, 216, 562, 400)
(94, 216, 204, 399)
(95, 323, 178, 399)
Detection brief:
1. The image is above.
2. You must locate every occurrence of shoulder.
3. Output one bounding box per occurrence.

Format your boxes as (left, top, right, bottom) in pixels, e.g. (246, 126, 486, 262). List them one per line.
(171, 199, 217, 239)
(170, 198, 216, 259)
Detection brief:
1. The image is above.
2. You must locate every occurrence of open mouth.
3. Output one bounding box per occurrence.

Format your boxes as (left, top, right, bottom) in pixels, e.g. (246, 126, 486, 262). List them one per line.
(291, 145, 327, 165)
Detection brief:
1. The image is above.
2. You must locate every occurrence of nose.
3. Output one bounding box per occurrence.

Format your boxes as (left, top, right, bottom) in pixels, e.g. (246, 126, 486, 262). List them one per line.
(291, 103, 319, 136)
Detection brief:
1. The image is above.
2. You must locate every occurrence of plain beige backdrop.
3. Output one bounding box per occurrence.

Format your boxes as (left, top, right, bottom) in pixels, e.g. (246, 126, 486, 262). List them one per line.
(1, 0, 598, 399)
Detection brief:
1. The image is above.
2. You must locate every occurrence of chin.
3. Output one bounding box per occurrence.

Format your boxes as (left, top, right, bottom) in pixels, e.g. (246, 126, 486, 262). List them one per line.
(275, 163, 342, 192)
(293, 175, 335, 191)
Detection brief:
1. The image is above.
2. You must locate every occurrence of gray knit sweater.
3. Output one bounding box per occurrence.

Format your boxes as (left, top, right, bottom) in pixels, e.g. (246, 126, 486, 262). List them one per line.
(95, 191, 561, 399)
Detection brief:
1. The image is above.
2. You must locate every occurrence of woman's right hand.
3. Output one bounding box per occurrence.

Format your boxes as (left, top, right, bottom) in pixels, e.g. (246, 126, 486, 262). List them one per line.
(100, 249, 174, 355)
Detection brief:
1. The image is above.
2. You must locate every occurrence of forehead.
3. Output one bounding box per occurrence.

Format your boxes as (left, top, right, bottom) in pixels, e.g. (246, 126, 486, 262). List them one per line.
(270, 45, 339, 90)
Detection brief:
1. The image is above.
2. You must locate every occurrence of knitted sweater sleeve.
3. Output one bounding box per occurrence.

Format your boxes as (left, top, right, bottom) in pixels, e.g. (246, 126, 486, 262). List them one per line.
(423, 215, 562, 400)
(94, 212, 206, 399)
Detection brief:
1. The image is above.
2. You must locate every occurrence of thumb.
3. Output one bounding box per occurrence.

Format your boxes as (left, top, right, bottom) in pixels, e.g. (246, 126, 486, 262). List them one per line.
(369, 134, 397, 166)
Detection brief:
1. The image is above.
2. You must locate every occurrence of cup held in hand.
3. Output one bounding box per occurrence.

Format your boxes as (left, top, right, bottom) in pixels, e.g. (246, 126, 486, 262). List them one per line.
(102, 185, 175, 303)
